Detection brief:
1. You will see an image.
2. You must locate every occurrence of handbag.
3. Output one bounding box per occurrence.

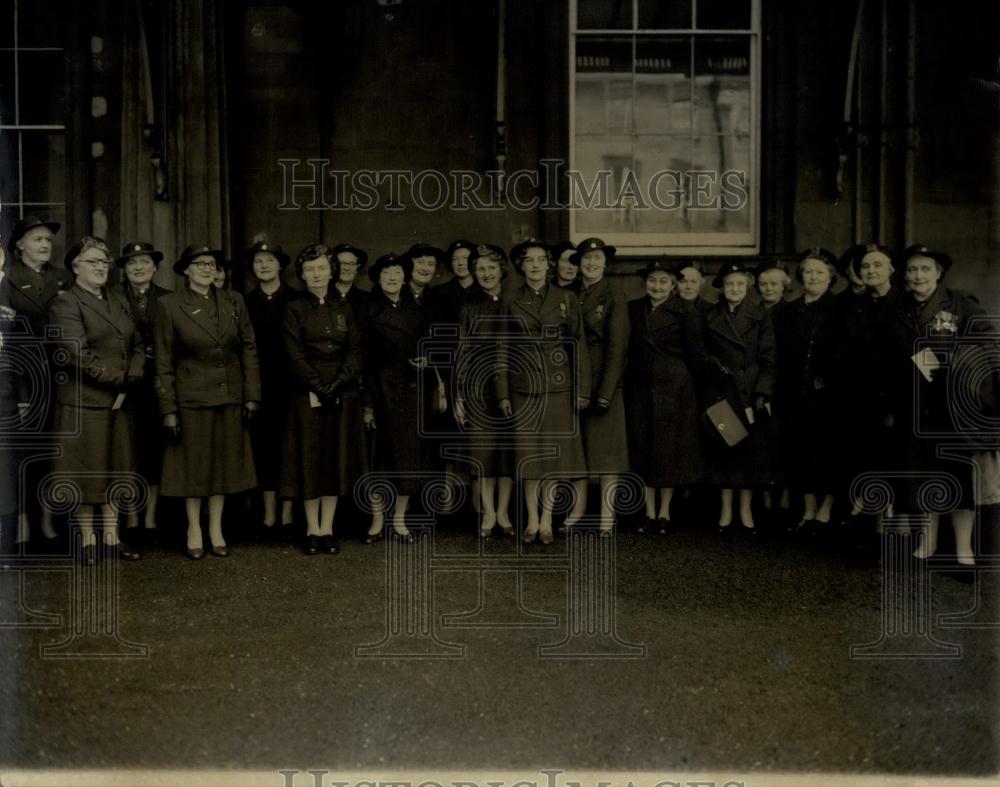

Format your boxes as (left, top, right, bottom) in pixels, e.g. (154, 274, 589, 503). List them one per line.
(703, 398, 749, 448)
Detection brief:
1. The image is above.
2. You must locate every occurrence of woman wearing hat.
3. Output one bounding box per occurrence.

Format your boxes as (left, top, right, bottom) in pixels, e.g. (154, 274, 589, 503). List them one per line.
(774, 249, 841, 532)
(700, 261, 777, 533)
(497, 240, 591, 544)
(7, 216, 68, 546)
(405, 242, 446, 310)
(550, 241, 580, 290)
(153, 245, 261, 559)
(880, 244, 983, 568)
(360, 253, 436, 542)
(675, 260, 711, 314)
(113, 242, 169, 539)
(455, 244, 515, 536)
(280, 244, 365, 555)
(331, 242, 370, 321)
(438, 240, 479, 323)
(245, 241, 299, 538)
(834, 243, 901, 527)
(625, 259, 706, 533)
(49, 237, 145, 564)
(559, 237, 629, 535)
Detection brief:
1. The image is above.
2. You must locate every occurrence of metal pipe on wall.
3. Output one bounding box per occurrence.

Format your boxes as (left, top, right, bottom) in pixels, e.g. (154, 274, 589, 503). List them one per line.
(494, 0, 507, 203)
(876, 0, 888, 244)
(904, 0, 917, 245)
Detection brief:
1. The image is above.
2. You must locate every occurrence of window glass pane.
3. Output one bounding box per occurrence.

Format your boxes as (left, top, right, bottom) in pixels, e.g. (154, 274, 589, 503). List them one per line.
(0, 3, 13, 48)
(697, 0, 751, 30)
(692, 37, 750, 137)
(19, 0, 71, 48)
(634, 136, 693, 233)
(574, 37, 634, 135)
(634, 37, 691, 134)
(18, 52, 67, 125)
(0, 131, 18, 208)
(638, 0, 692, 29)
(22, 131, 66, 205)
(690, 140, 750, 232)
(576, 0, 632, 30)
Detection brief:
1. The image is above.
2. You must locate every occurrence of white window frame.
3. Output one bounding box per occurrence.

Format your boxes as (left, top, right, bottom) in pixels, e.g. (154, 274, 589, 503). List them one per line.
(569, 0, 761, 256)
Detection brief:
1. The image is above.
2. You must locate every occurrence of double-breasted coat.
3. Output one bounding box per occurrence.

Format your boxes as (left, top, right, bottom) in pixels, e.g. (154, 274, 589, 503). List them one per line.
(114, 280, 170, 484)
(576, 277, 630, 473)
(878, 286, 984, 513)
(456, 289, 512, 478)
(245, 283, 301, 490)
(774, 291, 840, 492)
(496, 283, 591, 480)
(361, 288, 438, 495)
(280, 288, 366, 499)
(153, 284, 261, 497)
(625, 294, 706, 487)
(48, 285, 145, 504)
(700, 297, 778, 486)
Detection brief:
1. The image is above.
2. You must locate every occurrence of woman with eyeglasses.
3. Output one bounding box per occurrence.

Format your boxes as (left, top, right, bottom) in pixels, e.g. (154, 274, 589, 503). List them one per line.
(48, 237, 145, 565)
(280, 244, 365, 555)
(153, 246, 261, 559)
(497, 240, 591, 545)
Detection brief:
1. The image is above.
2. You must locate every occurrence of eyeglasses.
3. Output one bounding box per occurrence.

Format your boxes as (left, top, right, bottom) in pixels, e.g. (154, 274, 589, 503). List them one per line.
(338, 261, 361, 268)
(190, 261, 219, 270)
(78, 257, 111, 267)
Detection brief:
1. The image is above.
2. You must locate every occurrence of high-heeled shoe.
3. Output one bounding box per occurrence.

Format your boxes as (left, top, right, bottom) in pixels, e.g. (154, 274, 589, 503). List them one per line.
(303, 535, 320, 555)
(210, 543, 230, 557)
(109, 542, 141, 561)
(82, 544, 98, 566)
(364, 527, 385, 545)
(557, 519, 579, 535)
(391, 529, 415, 544)
(320, 535, 340, 555)
(522, 525, 539, 544)
(539, 528, 554, 546)
(186, 546, 205, 560)
(637, 517, 656, 534)
(657, 518, 669, 535)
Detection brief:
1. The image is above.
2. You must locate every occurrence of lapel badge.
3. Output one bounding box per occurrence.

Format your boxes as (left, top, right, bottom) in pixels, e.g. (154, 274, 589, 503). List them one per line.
(931, 310, 958, 336)
(336, 314, 347, 331)
(559, 301, 567, 319)
(594, 304, 605, 320)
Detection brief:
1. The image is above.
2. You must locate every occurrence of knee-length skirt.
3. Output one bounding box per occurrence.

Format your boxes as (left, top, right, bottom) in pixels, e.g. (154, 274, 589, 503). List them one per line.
(279, 389, 368, 499)
(580, 387, 629, 475)
(511, 390, 586, 481)
(160, 404, 257, 498)
(53, 403, 136, 506)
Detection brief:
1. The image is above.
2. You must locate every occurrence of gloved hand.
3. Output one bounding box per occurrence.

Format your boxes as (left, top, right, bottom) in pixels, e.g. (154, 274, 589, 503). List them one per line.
(163, 412, 181, 440)
(594, 397, 610, 414)
(315, 381, 341, 405)
(243, 401, 260, 422)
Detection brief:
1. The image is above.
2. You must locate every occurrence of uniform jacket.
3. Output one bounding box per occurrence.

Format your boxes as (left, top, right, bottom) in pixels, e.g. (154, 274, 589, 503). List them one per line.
(153, 284, 261, 414)
(113, 281, 170, 371)
(456, 289, 507, 403)
(7, 259, 71, 337)
(47, 285, 145, 407)
(495, 282, 592, 400)
(575, 277, 629, 401)
(283, 288, 362, 394)
(361, 288, 434, 394)
(701, 296, 776, 407)
(774, 291, 839, 401)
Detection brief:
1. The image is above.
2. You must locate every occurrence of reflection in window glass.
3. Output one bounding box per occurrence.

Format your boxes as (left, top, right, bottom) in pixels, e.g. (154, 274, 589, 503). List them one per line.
(576, 0, 632, 30)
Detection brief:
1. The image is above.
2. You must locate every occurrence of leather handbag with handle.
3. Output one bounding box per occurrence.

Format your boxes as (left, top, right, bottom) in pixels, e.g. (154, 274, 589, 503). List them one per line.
(703, 398, 750, 448)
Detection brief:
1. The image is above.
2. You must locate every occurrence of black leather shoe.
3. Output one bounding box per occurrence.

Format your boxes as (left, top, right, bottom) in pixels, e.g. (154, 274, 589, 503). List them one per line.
(637, 517, 656, 534)
(320, 535, 340, 555)
(110, 542, 142, 561)
(364, 527, 385, 544)
(657, 517, 670, 535)
(210, 543, 229, 558)
(304, 535, 320, 555)
(82, 544, 98, 566)
(186, 546, 205, 560)
(391, 529, 415, 544)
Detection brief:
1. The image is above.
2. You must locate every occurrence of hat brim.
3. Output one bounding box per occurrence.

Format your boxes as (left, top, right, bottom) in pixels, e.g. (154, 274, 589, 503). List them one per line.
(115, 250, 164, 267)
(173, 250, 225, 274)
(712, 270, 752, 288)
(248, 249, 292, 268)
(9, 221, 61, 251)
(907, 251, 952, 272)
(368, 258, 413, 283)
(571, 245, 617, 264)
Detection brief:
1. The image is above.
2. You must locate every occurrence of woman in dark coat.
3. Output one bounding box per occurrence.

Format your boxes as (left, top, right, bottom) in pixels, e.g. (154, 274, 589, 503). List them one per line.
(700, 261, 777, 533)
(153, 245, 261, 559)
(455, 244, 514, 537)
(496, 240, 591, 545)
(834, 243, 901, 523)
(113, 242, 169, 538)
(550, 241, 579, 290)
(7, 216, 68, 545)
(360, 253, 436, 542)
(625, 258, 706, 533)
(50, 237, 145, 564)
(675, 260, 711, 315)
(880, 244, 983, 566)
(562, 237, 629, 536)
(281, 244, 365, 555)
(774, 249, 841, 531)
(244, 241, 298, 537)
(330, 242, 370, 322)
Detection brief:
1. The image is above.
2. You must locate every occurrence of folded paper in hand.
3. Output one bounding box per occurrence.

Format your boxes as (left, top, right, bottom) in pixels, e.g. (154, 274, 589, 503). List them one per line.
(912, 348, 941, 382)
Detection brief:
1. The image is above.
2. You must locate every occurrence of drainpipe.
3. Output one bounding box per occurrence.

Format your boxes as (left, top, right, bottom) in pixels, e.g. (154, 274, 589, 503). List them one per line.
(876, 0, 888, 244)
(494, 0, 507, 204)
(903, 0, 917, 245)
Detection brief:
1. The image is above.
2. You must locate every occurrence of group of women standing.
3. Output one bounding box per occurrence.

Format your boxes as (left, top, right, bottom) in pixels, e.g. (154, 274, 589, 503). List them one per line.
(1, 218, 993, 572)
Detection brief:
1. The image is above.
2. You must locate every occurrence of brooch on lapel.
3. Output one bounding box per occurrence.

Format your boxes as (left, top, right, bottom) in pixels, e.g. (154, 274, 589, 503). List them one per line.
(594, 304, 605, 321)
(559, 301, 568, 319)
(336, 314, 347, 331)
(930, 310, 959, 336)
